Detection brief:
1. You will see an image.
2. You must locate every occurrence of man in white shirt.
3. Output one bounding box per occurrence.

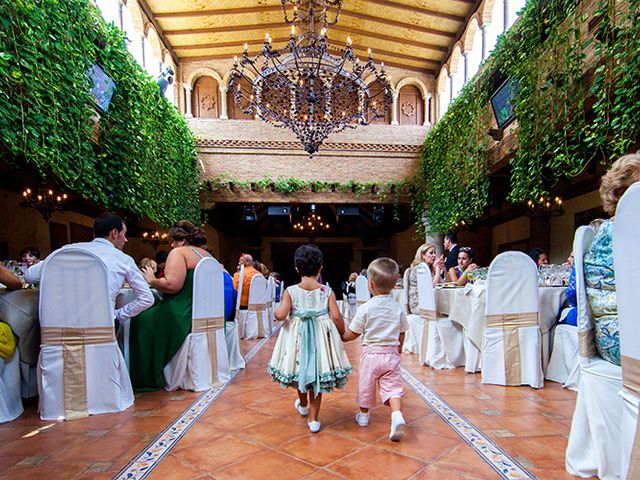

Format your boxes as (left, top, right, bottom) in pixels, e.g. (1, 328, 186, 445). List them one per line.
(26, 212, 154, 323)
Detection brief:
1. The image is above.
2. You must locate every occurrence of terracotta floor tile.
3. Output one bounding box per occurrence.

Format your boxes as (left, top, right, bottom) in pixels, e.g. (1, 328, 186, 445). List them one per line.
(172, 422, 226, 451)
(115, 414, 176, 435)
(302, 469, 347, 480)
(147, 453, 207, 479)
(377, 429, 460, 463)
(55, 434, 145, 464)
(0, 462, 88, 480)
(531, 466, 597, 480)
(172, 433, 265, 471)
(199, 406, 274, 430)
(410, 463, 497, 480)
(328, 415, 390, 444)
(238, 416, 313, 447)
(327, 445, 426, 480)
(407, 413, 460, 439)
(433, 444, 503, 479)
(498, 435, 569, 469)
(280, 431, 364, 466)
(213, 449, 316, 480)
(495, 415, 567, 436)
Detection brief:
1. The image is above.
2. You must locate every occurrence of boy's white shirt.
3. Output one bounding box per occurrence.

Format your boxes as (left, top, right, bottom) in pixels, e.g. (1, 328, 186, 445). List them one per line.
(349, 294, 408, 346)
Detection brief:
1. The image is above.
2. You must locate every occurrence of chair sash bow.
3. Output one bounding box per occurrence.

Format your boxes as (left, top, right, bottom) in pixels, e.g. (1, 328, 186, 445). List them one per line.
(192, 316, 225, 387)
(248, 303, 268, 337)
(418, 308, 436, 366)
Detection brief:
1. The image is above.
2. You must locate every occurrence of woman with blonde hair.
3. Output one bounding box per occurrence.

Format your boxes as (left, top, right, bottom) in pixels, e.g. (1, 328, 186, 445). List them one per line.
(584, 152, 640, 365)
(407, 243, 445, 314)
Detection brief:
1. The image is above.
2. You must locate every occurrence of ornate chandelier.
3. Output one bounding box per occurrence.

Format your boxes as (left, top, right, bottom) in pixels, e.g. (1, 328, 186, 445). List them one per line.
(20, 187, 68, 221)
(293, 206, 331, 232)
(228, 0, 393, 155)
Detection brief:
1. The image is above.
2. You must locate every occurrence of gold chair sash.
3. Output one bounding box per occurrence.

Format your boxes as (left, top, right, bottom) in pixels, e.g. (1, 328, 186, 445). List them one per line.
(41, 326, 116, 420)
(578, 329, 597, 358)
(486, 312, 538, 386)
(622, 355, 640, 479)
(248, 303, 268, 338)
(192, 316, 225, 387)
(357, 300, 367, 306)
(418, 308, 436, 366)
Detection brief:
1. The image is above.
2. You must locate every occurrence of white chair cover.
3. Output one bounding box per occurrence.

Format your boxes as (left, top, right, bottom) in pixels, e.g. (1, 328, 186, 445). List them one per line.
(416, 264, 465, 369)
(243, 274, 269, 339)
(164, 257, 231, 391)
(355, 275, 370, 308)
(566, 225, 623, 480)
(266, 276, 276, 334)
(0, 349, 23, 423)
(481, 251, 543, 388)
(225, 320, 245, 371)
(402, 267, 422, 355)
(614, 182, 640, 480)
(546, 324, 579, 387)
(38, 248, 133, 420)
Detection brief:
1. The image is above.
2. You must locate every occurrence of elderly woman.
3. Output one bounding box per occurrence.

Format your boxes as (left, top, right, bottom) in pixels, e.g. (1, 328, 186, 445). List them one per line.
(584, 153, 640, 366)
(407, 243, 445, 314)
(130, 220, 212, 390)
(447, 247, 478, 286)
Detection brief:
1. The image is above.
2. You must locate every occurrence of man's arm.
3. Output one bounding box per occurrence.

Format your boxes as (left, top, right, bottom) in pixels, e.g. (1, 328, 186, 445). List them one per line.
(116, 259, 154, 322)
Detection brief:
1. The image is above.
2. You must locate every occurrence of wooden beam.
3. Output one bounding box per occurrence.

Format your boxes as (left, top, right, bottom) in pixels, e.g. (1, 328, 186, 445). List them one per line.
(338, 9, 458, 39)
(136, 0, 180, 66)
(362, 0, 466, 22)
(438, 0, 483, 74)
(331, 24, 449, 52)
(164, 21, 285, 36)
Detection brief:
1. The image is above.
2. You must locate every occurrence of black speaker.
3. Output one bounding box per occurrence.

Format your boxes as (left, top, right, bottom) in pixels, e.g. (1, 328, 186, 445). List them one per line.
(268, 206, 291, 216)
(337, 206, 359, 216)
(242, 205, 257, 222)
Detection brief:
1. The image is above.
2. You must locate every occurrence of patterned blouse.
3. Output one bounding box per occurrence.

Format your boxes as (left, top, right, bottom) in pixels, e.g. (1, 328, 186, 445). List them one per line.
(583, 220, 619, 365)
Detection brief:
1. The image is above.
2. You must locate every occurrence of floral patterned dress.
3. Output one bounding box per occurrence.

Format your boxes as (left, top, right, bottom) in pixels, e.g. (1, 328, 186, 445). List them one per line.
(583, 220, 619, 365)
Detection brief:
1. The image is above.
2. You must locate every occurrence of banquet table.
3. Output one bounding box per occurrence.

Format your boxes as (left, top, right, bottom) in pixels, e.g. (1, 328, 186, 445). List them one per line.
(435, 284, 566, 368)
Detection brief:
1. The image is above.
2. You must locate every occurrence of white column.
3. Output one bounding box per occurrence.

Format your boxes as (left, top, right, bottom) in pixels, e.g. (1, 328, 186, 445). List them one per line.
(391, 91, 399, 125)
(219, 86, 229, 120)
(438, 92, 445, 120)
(449, 75, 454, 104)
(503, 0, 510, 32)
(462, 52, 470, 84)
(184, 84, 193, 118)
(423, 93, 431, 127)
(481, 23, 491, 61)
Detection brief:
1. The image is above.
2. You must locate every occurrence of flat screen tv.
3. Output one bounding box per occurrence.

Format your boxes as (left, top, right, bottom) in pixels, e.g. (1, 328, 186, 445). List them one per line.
(490, 77, 519, 129)
(88, 63, 116, 114)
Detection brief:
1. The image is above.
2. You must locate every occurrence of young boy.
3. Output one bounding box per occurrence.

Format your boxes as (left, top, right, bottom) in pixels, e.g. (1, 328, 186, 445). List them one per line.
(342, 257, 408, 441)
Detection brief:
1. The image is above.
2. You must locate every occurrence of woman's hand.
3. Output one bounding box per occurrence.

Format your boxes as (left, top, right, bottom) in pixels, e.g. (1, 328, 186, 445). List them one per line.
(466, 263, 478, 273)
(142, 266, 156, 284)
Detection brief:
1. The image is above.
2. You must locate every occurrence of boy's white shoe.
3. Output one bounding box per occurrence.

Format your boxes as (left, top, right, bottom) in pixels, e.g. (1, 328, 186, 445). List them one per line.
(295, 399, 309, 417)
(389, 411, 406, 441)
(355, 412, 370, 427)
(308, 420, 321, 433)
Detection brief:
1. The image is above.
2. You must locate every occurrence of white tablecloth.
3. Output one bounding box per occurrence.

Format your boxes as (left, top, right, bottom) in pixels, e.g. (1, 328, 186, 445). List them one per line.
(435, 285, 566, 351)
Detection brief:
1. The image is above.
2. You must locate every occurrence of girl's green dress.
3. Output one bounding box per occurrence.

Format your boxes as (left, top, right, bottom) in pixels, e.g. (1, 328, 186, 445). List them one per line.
(130, 270, 194, 390)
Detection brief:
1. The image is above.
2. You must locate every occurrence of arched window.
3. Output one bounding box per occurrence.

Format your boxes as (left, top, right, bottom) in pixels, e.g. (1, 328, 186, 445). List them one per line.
(192, 77, 220, 118)
(486, 0, 505, 56)
(227, 77, 254, 120)
(398, 85, 424, 125)
(467, 28, 483, 80)
(437, 70, 451, 120)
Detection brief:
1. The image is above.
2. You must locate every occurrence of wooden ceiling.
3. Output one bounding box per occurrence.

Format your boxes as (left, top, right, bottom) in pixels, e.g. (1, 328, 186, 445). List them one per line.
(143, 0, 480, 75)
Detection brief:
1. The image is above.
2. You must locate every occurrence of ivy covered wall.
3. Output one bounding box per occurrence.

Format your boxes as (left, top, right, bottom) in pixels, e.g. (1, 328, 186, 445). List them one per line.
(416, 0, 640, 234)
(0, 0, 201, 226)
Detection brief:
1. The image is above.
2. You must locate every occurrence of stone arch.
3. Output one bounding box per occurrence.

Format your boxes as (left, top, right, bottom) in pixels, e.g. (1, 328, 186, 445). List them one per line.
(124, 0, 145, 33)
(364, 73, 396, 93)
(448, 43, 463, 75)
(145, 25, 163, 66)
(395, 77, 429, 100)
(479, 0, 497, 24)
(462, 17, 481, 53)
(187, 67, 224, 89)
(437, 66, 450, 93)
(223, 69, 257, 90)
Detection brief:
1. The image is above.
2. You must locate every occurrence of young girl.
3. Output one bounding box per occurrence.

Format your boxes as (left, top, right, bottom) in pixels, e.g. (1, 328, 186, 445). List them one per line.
(267, 244, 352, 433)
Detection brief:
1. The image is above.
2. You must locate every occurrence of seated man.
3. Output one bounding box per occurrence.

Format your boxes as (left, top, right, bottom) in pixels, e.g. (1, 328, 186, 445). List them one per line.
(26, 212, 154, 324)
(232, 253, 260, 309)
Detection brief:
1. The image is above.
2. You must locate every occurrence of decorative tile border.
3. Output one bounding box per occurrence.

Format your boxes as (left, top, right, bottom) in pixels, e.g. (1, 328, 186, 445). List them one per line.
(400, 367, 536, 480)
(113, 333, 275, 480)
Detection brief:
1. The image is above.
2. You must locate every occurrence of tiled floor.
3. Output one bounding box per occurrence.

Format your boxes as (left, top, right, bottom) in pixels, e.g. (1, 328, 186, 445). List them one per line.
(0, 336, 588, 480)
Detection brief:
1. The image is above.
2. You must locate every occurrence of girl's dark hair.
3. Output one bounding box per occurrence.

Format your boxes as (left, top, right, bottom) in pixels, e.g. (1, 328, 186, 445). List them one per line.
(529, 247, 546, 263)
(459, 246, 475, 261)
(169, 220, 207, 247)
(294, 244, 323, 277)
(20, 246, 40, 259)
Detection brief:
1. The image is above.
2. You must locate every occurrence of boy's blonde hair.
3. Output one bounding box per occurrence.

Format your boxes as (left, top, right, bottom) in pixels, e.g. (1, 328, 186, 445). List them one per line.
(367, 257, 399, 293)
(139, 257, 157, 273)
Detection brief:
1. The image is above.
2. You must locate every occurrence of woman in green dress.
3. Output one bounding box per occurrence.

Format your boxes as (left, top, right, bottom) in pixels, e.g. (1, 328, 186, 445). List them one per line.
(130, 220, 211, 390)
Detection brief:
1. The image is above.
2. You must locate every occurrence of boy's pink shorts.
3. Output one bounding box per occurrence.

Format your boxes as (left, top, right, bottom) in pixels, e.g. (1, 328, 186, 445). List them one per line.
(357, 345, 404, 409)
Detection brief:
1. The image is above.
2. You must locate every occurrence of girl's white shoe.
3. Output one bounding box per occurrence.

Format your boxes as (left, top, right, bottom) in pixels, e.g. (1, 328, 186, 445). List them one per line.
(294, 399, 309, 417)
(307, 420, 321, 433)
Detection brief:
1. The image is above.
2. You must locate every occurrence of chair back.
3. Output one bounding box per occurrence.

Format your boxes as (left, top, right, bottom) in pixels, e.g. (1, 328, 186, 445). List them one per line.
(402, 267, 412, 313)
(574, 225, 596, 358)
(415, 263, 436, 312)
(235, 264, 245, 313)
(485, 251, 538, 318)
(39, 248, 113, 328)
(248, 274, 268, 305)
(614, 182, 640, 365)
(355, 275, 370, 304)
(192, 257, 224, 321)
(267, 276, 276, 303)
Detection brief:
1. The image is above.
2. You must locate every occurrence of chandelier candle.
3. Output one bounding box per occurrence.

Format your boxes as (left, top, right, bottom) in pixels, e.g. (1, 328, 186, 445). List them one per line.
(228, 0, 392, 155)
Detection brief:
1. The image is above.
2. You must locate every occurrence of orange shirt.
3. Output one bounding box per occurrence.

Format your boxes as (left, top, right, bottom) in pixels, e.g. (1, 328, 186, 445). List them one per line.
(233, 265, 260, 307)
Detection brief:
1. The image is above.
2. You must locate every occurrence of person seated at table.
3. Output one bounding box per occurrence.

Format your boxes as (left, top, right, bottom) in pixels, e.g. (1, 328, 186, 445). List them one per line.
(139, 257, 157, 274)
(447, 247, 477, 286)
(224, 268, 237, 322)
(19, 246, 40, 267)
(529, 247, 549, 267)
(25, 212, 153, 323)
(233, 253, 260, 309)
(407, 243, 445, 314)
(0, 265, 23, 290)
(130, 220, 212, 390)
(270, 272, 282, 302)
(584, 153, 640, 366)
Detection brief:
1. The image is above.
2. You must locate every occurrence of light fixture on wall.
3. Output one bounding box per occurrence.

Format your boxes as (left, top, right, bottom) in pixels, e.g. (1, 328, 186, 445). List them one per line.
(20, 187, 68, 221)
(228, 0, 392, 155)
(141, 230, 170, 250)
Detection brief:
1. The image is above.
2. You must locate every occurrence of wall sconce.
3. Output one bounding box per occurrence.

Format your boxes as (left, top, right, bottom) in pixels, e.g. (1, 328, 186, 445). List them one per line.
(141, 230, 170, 250)
(20, 187, 68, 221)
